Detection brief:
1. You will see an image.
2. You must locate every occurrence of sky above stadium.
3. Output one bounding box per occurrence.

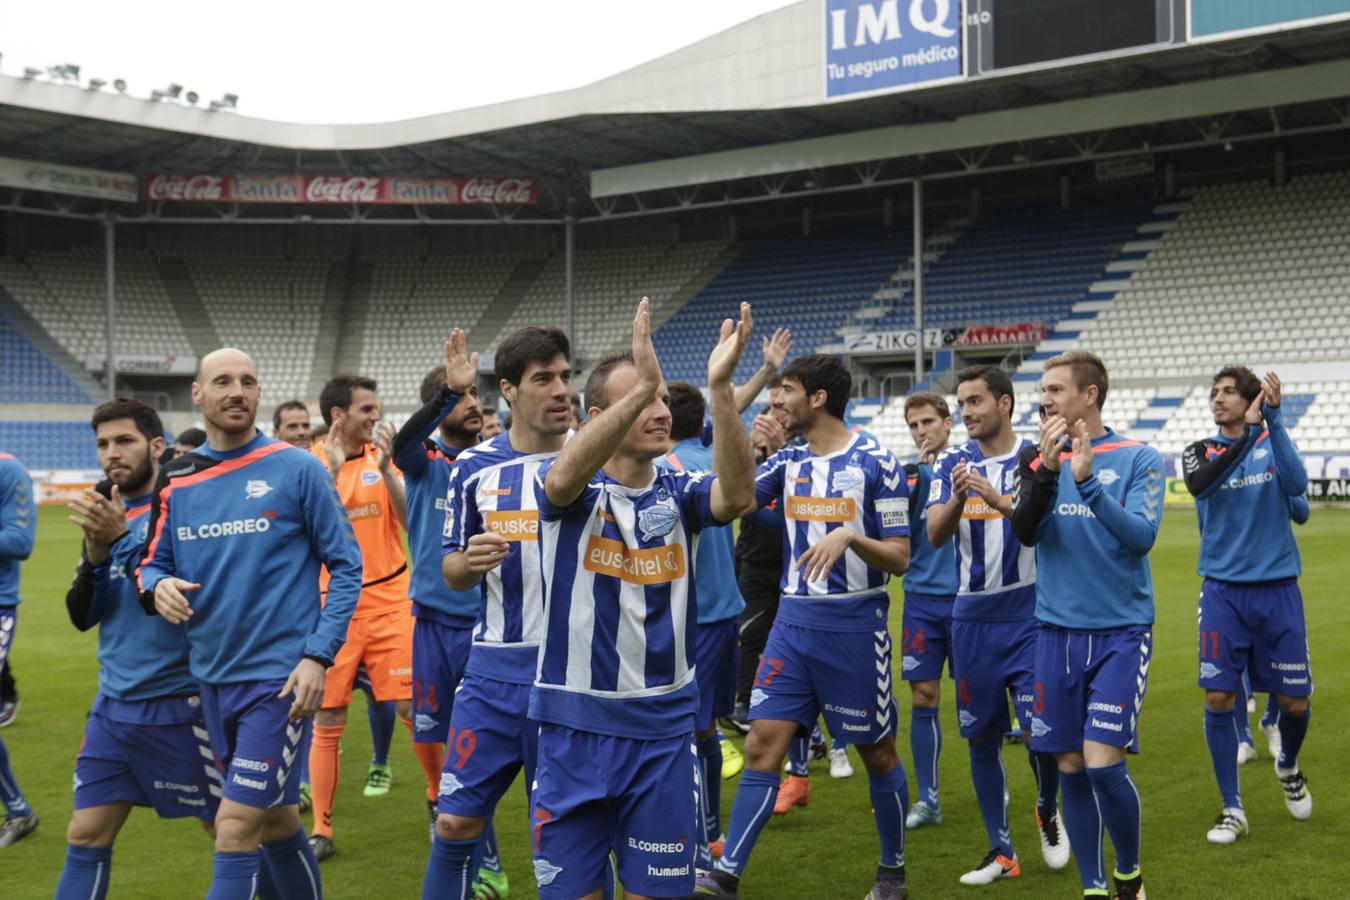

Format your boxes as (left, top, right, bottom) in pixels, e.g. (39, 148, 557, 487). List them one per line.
(3, 0, 801, 124)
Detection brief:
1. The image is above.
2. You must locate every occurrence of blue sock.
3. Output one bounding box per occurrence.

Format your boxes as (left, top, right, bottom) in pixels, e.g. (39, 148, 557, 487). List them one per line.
(697, 735, 723, 841)
(0, 734, 31, 817)
(910, 707, 941, 810)
(1087, 762, 1141, 878)
(55, 845, 112, 900)
(1060, 769, 1106, 892)
(1203, 707, 1243, 809)
(259, 828, 321, 900)
(1235, 675, 1254, 744)
(695, 752, 714, 872)
(810, 724, 824, 747)
(1277, 704, 1310, 770)
(478, 817, 502, 874)
(1260, 693, 1279, 731)
(716, 768, 779, 877)
(206, 850, 262, 900)
(423, 835, 478, 900)
(969, 739, 1012, 856)
(1028, 748, 1059, 822)
(868, 765, 909, 868)
(786, 734, 810, 776)
(366, 697, 396, 767)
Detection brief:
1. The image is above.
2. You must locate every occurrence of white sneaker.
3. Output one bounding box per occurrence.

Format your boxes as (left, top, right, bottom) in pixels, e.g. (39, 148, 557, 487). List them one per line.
(959, 850, 1020, 885)
(1261, 721, 1282, 759)
(1206, 807, 1249, 844)
(828, 746, 853, 778)
(1036, 807, 1070, 870)
(1275, 763, 1312, 820)
(1236, 742, 1257, 765)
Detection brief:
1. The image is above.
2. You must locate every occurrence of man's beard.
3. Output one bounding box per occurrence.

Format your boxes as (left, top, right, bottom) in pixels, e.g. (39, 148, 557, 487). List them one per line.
(110, 454, 154, 495)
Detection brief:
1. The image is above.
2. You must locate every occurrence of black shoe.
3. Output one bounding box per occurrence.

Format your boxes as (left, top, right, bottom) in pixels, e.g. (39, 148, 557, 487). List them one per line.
(719, 704, 751, 736)
(0, 697, 19, 729)
(308, 834, 335, 862)
(1112, 872, 1145, 900)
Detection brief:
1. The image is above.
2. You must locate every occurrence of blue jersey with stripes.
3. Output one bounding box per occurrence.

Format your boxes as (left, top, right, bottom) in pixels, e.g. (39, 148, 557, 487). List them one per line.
(0, 454, 36, 607)
(80, 494, 197, 702)
(442, 432, 560, 684)
(137, 431, 363, 683)
(753, 433, 909, 631)
(530, 463, 719, 740)
(657, 437, 746, 625)
(928, 439, 1036, 621)
(1183, 404, 1307, 582)
(902, 462, 958, 598)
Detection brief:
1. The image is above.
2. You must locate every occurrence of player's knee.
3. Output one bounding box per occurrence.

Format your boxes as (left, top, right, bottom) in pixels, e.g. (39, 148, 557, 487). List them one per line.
(214, 810, 264, 852)
(259, 804, 300, 844)
(855, 738, 899, 774)
(315, 706, 347, 727)
(1204, 690, 1237, 712)
(909, 680, 940, 707)
(395, 699, 413, 722)
(437, 813, 484, 842)
(743, 721, 791, 770)
(1276, 694, 1309, 716)
(1056, 751, 1085, 774)
(66, 816, 114, 848)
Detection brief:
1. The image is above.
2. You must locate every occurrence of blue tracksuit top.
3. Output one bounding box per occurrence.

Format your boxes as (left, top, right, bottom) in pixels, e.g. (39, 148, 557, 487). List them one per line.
(1182, 403, 1306, 583)
(0, 454, 36, 607)
(658, 437, 747, 625)
(391, 385, 480, 625)
(902, 462, 958, 598)
(137, 430, 363, 683)
(1012, 429, 1165, 630)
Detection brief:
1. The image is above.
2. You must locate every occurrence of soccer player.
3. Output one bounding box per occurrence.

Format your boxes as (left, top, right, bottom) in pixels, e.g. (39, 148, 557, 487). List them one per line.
(657, 381, 747, 866)
(307, 374, 442, 860)
(1012, 351, 1162, 900)
(174, 427, 208, 457)
(138, 348, 362, 899)
(0, 449, 36, 848)
(528, 299, 755, 899)
(273, 400, 313, 449)
(423, 325, 573, 899)
(56, 399, 219, 896)
(698, 353, 911, 900)
(480, 406, 503, 440)
(1183, 367, 1313, 844)
(926, 367, 1066, 884)
(896, 391, 958, 831)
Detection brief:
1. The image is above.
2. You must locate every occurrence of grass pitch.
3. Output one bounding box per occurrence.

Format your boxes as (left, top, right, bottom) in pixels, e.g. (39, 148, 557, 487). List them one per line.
(4, 505, 1346, 898)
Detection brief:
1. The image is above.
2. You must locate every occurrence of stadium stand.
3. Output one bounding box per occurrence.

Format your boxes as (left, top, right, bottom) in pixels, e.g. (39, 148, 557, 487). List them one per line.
(0, 421, 99, 470)
(0, 310, 92, 404)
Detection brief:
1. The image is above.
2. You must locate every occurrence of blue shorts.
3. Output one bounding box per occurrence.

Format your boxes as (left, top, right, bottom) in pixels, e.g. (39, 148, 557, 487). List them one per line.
(694, 618, 738, 732)
(199, 679, 309, 809)
(951, 618, 1038, 739)
(749, 620, 897, 745)
(531, 725, 697, 899)
(900, 593, 954, 682)
(1197, 578, 1312, 697)
(412, 615, 474, 744)
(437, 675, 537, 819)
(0, 605, 15, 669)
(74, 694, 219, 821)
(1031, 625, 1152, 754)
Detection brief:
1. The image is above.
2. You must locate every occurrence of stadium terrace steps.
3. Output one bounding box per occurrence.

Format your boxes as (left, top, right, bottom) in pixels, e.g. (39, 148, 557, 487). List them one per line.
(157, 258, 223, 360)
(332, 261, 374, 383)
(307, 260, 354, 401)
(471, 256, 549, 354)
(0, 286, 99, 403)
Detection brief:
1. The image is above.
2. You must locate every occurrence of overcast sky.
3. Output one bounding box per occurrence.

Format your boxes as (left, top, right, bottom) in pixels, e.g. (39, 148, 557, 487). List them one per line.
(2, 0, 801, 124)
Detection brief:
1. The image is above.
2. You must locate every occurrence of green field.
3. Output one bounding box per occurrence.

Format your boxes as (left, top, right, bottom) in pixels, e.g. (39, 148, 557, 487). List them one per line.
(4, 505, 1346, 898)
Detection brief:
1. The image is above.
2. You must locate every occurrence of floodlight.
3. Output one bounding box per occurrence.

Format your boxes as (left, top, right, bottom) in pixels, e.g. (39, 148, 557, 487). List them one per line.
(185, 90, 199, 104)
(222, 93, 238, 108)
(166, 83, 182, 98)
(87, 78, 106, 91)
(114, 78, 127, 92)
(209, 100, 226, 110)
(150, 89, 166, 101)
(23, 67, 42, 79)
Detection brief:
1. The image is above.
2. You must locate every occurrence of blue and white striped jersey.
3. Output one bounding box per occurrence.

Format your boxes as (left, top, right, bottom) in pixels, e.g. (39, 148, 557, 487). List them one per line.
(443, 432, 561, 684)
(754, 434, 910, 631)
(928, 438, 1036, 622)
(530, 463, 719, 740)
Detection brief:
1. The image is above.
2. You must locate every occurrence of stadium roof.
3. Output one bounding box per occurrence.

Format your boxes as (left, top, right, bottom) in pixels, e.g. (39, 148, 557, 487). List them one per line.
(2, 1, 1349, 221)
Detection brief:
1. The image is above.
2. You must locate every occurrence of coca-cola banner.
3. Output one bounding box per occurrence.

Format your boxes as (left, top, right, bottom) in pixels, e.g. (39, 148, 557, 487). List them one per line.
(145, 174, 537, 205)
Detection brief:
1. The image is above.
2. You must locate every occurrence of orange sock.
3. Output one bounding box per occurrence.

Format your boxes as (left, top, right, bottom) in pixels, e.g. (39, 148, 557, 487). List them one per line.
(309, 723, 344, 839)
(403, 717, 443, 802)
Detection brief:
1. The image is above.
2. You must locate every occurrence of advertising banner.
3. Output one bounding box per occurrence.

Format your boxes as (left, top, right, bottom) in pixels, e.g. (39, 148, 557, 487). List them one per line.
(145, 174, 538, 205)
(954, 322, 1046, 347)
(825, 0, 964, 99)
(84, 354, 198, 376)
(1189, 0, 1350, 40)
(0, 156, 137, 203)
(1306, 478, 1350, 504)
(965, 0, 1183, 75)
(846, 322, 1045, 355)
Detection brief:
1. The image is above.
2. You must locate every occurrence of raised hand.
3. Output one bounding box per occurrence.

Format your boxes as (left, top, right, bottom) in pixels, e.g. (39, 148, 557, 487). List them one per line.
(444, 328, 478, 394)
(1262, 371, 1282, 409)
(69, 486, 128, 548)
(1069, 420, 1094, 482)
(966, 468, 1001, 505)
(752, 413, 786, 456)
(708, 302, 753, 389)
(1244, 392, 1265, 426)
(761, 327, 792, 371)
(323, 418, 347, 475)
(632, 297, 663, 393)
(1039, 415, 1069, 472)
(917, 435, 940, 467)
(950, 459, 971, 495)
(372, 420, 397, 472)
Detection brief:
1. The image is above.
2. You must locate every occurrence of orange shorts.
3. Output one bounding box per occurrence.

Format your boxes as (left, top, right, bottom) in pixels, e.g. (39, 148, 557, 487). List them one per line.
(321, 607, 414, 708)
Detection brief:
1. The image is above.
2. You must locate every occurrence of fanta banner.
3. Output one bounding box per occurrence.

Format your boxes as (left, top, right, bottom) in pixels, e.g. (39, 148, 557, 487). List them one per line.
(1164, 478, 1195, 508)
(145, 174, 538, 205)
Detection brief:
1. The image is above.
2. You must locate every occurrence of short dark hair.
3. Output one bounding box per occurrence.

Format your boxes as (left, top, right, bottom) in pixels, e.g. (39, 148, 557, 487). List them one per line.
(481, 406, 498, 418)
(1044, 351, 1109, 409)
(272, 399, 309, 431)
(175, 427, 206, 447)
(584, 353, 635, 412)
(319, 374, 378, 425)
(420, 366, 446, 404)
(667, 382, 706, 442)
(904, 391, 950, 420)
(1214, 366, 1261, 403)
(956, 365, 1015, 413)
(495, 327, 571, 386)
(765, 372, 783, 391)
(91, 398, 164, 441)
(781, 354, 851, 420)
(310, 422, 329, 441)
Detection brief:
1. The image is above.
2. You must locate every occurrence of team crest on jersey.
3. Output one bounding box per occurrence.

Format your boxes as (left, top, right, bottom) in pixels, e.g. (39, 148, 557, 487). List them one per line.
(901, 655, 920, 672)
(415, 714, 438, 733)
(928, 479, 942, 502)
(958, 709, 977, 729)
(361, 470, 381, 486)
(831, 466, 865, 493)
(1199, 662, 1222, 681)
(1096, 468, 1120, 486)
(638, 499, 679, 541)
(750, 688, 769, 708)
(439, 772, 464, 796)
(1252, 447, 1269, 462)
(244, 479, 273, 499)
(534, 858, 563, 886)
(1029, 717, 1053, 738)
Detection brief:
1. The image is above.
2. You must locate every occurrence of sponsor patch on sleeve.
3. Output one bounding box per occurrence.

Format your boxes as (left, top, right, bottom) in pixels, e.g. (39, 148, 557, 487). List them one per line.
(876, 497, 909, 528)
